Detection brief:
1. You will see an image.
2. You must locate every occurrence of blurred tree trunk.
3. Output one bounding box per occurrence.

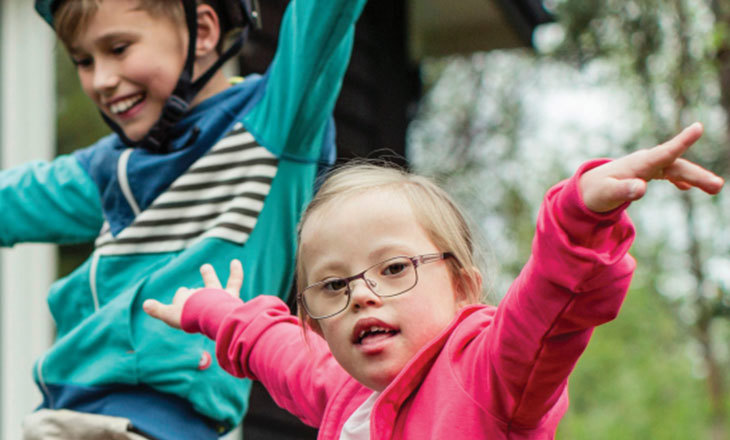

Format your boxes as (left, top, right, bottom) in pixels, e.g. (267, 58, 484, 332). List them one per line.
(676, 1, 726, 436)
(712, 0, 730, 164)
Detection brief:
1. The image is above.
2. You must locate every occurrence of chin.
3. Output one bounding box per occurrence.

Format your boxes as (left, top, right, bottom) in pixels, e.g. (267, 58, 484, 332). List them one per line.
(121, 126, 151, 143)
(126, 133, 146, 142)
(113, 116, 154, 142)
(362, 372, 397, 392)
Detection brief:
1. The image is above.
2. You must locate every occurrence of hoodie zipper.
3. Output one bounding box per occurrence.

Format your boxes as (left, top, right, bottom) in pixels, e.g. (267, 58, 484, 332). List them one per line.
(118, 148, 141, 215)
(89, 251, 101, 311)
(89, 148, 140, 312)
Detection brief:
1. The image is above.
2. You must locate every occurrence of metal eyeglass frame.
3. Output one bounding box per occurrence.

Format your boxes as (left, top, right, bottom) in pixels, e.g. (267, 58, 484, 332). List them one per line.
(298, 252, 454, 320)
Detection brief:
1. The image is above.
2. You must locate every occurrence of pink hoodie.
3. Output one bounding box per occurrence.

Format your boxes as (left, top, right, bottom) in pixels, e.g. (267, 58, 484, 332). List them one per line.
(182, 160, 636, 439)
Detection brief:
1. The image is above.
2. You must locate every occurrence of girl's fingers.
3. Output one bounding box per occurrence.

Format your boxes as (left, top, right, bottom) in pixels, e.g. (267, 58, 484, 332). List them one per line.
(198, 261, 245, 298)
(580, 123, 722, 213)
(652, 122, 704, 166)
(671, 181, 693, 191)
(621, 123, 722, 193)
(200, 263, 222, 289)
(225, 259, 244, 298)
(624, 123, 704, 180)
(584, 178, 647, 212)
(142, 299, 162, 318)
(143, 299, 182, 329)
(663, 158, 724, 194)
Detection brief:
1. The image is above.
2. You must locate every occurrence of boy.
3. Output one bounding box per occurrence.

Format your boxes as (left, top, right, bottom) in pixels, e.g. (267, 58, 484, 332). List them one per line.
(7, 0, 367, 439)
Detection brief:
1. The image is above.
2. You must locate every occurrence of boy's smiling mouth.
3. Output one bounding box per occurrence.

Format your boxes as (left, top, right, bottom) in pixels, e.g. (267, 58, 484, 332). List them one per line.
(107, 92, 145, 116)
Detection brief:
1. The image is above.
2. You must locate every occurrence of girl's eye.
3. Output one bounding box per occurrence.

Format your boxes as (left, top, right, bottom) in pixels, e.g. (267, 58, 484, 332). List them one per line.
(382, 262, 408, 276)
(322, 279, 348, 292)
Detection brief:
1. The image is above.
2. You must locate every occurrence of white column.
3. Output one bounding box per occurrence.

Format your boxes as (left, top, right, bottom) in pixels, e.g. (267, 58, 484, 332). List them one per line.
(0, 1, 56, 439)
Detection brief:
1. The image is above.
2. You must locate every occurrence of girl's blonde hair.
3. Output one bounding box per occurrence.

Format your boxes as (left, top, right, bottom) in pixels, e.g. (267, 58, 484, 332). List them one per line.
(296, 161, 485, 331)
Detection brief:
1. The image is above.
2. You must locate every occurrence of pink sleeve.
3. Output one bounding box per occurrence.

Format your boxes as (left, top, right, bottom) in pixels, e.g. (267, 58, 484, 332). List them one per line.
(181, 289, 347, 427)
(473, 159, 636, 428)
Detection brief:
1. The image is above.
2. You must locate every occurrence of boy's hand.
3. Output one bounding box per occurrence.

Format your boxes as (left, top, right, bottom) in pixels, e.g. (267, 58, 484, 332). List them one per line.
(143, 259, 244, 329)
(580, 123, 725, 213)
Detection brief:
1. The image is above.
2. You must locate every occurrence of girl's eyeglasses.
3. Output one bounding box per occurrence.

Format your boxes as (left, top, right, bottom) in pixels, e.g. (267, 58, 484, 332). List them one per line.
(298, 252, 453, 320)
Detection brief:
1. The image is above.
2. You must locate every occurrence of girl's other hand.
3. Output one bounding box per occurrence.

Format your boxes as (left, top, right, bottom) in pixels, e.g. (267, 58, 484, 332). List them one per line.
(143, 259, 244, 329)
(579, 122, 724, 213)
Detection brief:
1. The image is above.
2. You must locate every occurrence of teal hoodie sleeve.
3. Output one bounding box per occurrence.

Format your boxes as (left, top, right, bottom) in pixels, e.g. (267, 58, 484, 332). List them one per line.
(243, 0, 368, 160)
(0, 154, 104, 246)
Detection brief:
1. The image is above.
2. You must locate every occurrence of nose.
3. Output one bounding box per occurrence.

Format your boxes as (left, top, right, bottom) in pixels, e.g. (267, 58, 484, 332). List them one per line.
(349, 277, 382, 310)
(92, 60, 120, 95)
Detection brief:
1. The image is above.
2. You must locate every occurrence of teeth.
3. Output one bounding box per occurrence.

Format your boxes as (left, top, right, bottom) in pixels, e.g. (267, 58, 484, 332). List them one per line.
(109, 94, 144, 115)
(358, 326, 389, 340)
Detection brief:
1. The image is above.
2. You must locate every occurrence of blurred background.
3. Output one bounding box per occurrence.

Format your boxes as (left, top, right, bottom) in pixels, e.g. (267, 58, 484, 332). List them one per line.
(2, 0, 729, 439)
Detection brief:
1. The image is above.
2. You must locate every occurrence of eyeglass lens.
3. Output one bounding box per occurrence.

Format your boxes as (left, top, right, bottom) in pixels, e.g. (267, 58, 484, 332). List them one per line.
(302, 256, 417, 319)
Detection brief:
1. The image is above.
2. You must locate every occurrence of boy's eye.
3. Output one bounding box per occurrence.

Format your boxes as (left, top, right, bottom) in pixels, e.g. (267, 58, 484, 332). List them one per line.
(111, 44, 128, 55)
(72, 56, 93, 68)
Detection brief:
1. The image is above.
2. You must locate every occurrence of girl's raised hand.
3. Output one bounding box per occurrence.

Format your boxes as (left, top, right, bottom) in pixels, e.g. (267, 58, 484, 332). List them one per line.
(143, 259, 244, 329)
(579, 123, 725, 213)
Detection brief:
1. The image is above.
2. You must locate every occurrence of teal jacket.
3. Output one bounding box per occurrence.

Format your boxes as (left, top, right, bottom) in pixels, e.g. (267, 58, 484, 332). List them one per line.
(0, 1, 367, 437)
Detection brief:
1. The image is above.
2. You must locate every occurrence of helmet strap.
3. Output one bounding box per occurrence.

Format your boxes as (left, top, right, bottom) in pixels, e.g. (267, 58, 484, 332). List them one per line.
(102, 0, 246, 154)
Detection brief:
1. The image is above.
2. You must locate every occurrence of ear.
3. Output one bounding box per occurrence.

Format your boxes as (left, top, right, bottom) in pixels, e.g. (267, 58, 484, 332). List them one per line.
(194, 4, 221, 57)
(455, 266, 482, 308)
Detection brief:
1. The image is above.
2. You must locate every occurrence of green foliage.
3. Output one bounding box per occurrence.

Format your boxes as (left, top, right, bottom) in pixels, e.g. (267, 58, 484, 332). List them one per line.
(559, 283, 710, 438)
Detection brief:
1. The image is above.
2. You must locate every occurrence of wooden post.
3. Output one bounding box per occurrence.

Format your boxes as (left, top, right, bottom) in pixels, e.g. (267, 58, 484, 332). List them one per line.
(0, 1, 56, 438)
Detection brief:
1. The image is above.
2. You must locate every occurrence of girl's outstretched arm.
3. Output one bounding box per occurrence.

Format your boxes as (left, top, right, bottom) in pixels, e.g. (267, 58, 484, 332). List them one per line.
(143, 259, 244, 329)
(580, 122, 724, 213)
(145, 259, 351, 427)
(475, 123, 724, 430)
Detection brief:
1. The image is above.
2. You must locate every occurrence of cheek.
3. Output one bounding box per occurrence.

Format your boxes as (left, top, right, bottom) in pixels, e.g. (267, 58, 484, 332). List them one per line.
(404, 292, 459, 338)
(146, 64, 184, 99)
(124, 44, 183, 96)
(152, 41, 187, 86)
(77, 71, 97, 99)
(408, 303, 454, 341)
(319, 320, 349, 357)
(318, 321, 339, 346)
(126, 57, 167, 88)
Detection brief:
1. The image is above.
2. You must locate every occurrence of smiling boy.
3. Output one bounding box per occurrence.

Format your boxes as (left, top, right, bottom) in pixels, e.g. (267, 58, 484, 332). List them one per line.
(3, 0, 368, 439)
(67, 1, 203, 141)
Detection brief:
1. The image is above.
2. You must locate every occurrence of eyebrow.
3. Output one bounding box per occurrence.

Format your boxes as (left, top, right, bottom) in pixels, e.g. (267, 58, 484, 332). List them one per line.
(305, 260, 347, 284)
(305, 246, 417, 281)
(69, 31, 137, 53)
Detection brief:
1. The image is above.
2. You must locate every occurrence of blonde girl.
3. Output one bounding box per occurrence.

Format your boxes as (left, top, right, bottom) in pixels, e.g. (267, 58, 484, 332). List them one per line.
(145, 123, 723, 439)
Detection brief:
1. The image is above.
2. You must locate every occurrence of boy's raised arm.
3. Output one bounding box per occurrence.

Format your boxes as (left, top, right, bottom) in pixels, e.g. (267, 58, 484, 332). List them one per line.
(244, 0, 369, 159)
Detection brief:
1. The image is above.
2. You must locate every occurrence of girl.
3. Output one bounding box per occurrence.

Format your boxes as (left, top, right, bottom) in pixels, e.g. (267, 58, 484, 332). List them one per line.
(145, 123, 723, 439)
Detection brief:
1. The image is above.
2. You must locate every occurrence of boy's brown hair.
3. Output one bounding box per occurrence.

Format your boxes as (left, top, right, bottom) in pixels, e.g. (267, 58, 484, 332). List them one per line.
(54, 0, 187, 48)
